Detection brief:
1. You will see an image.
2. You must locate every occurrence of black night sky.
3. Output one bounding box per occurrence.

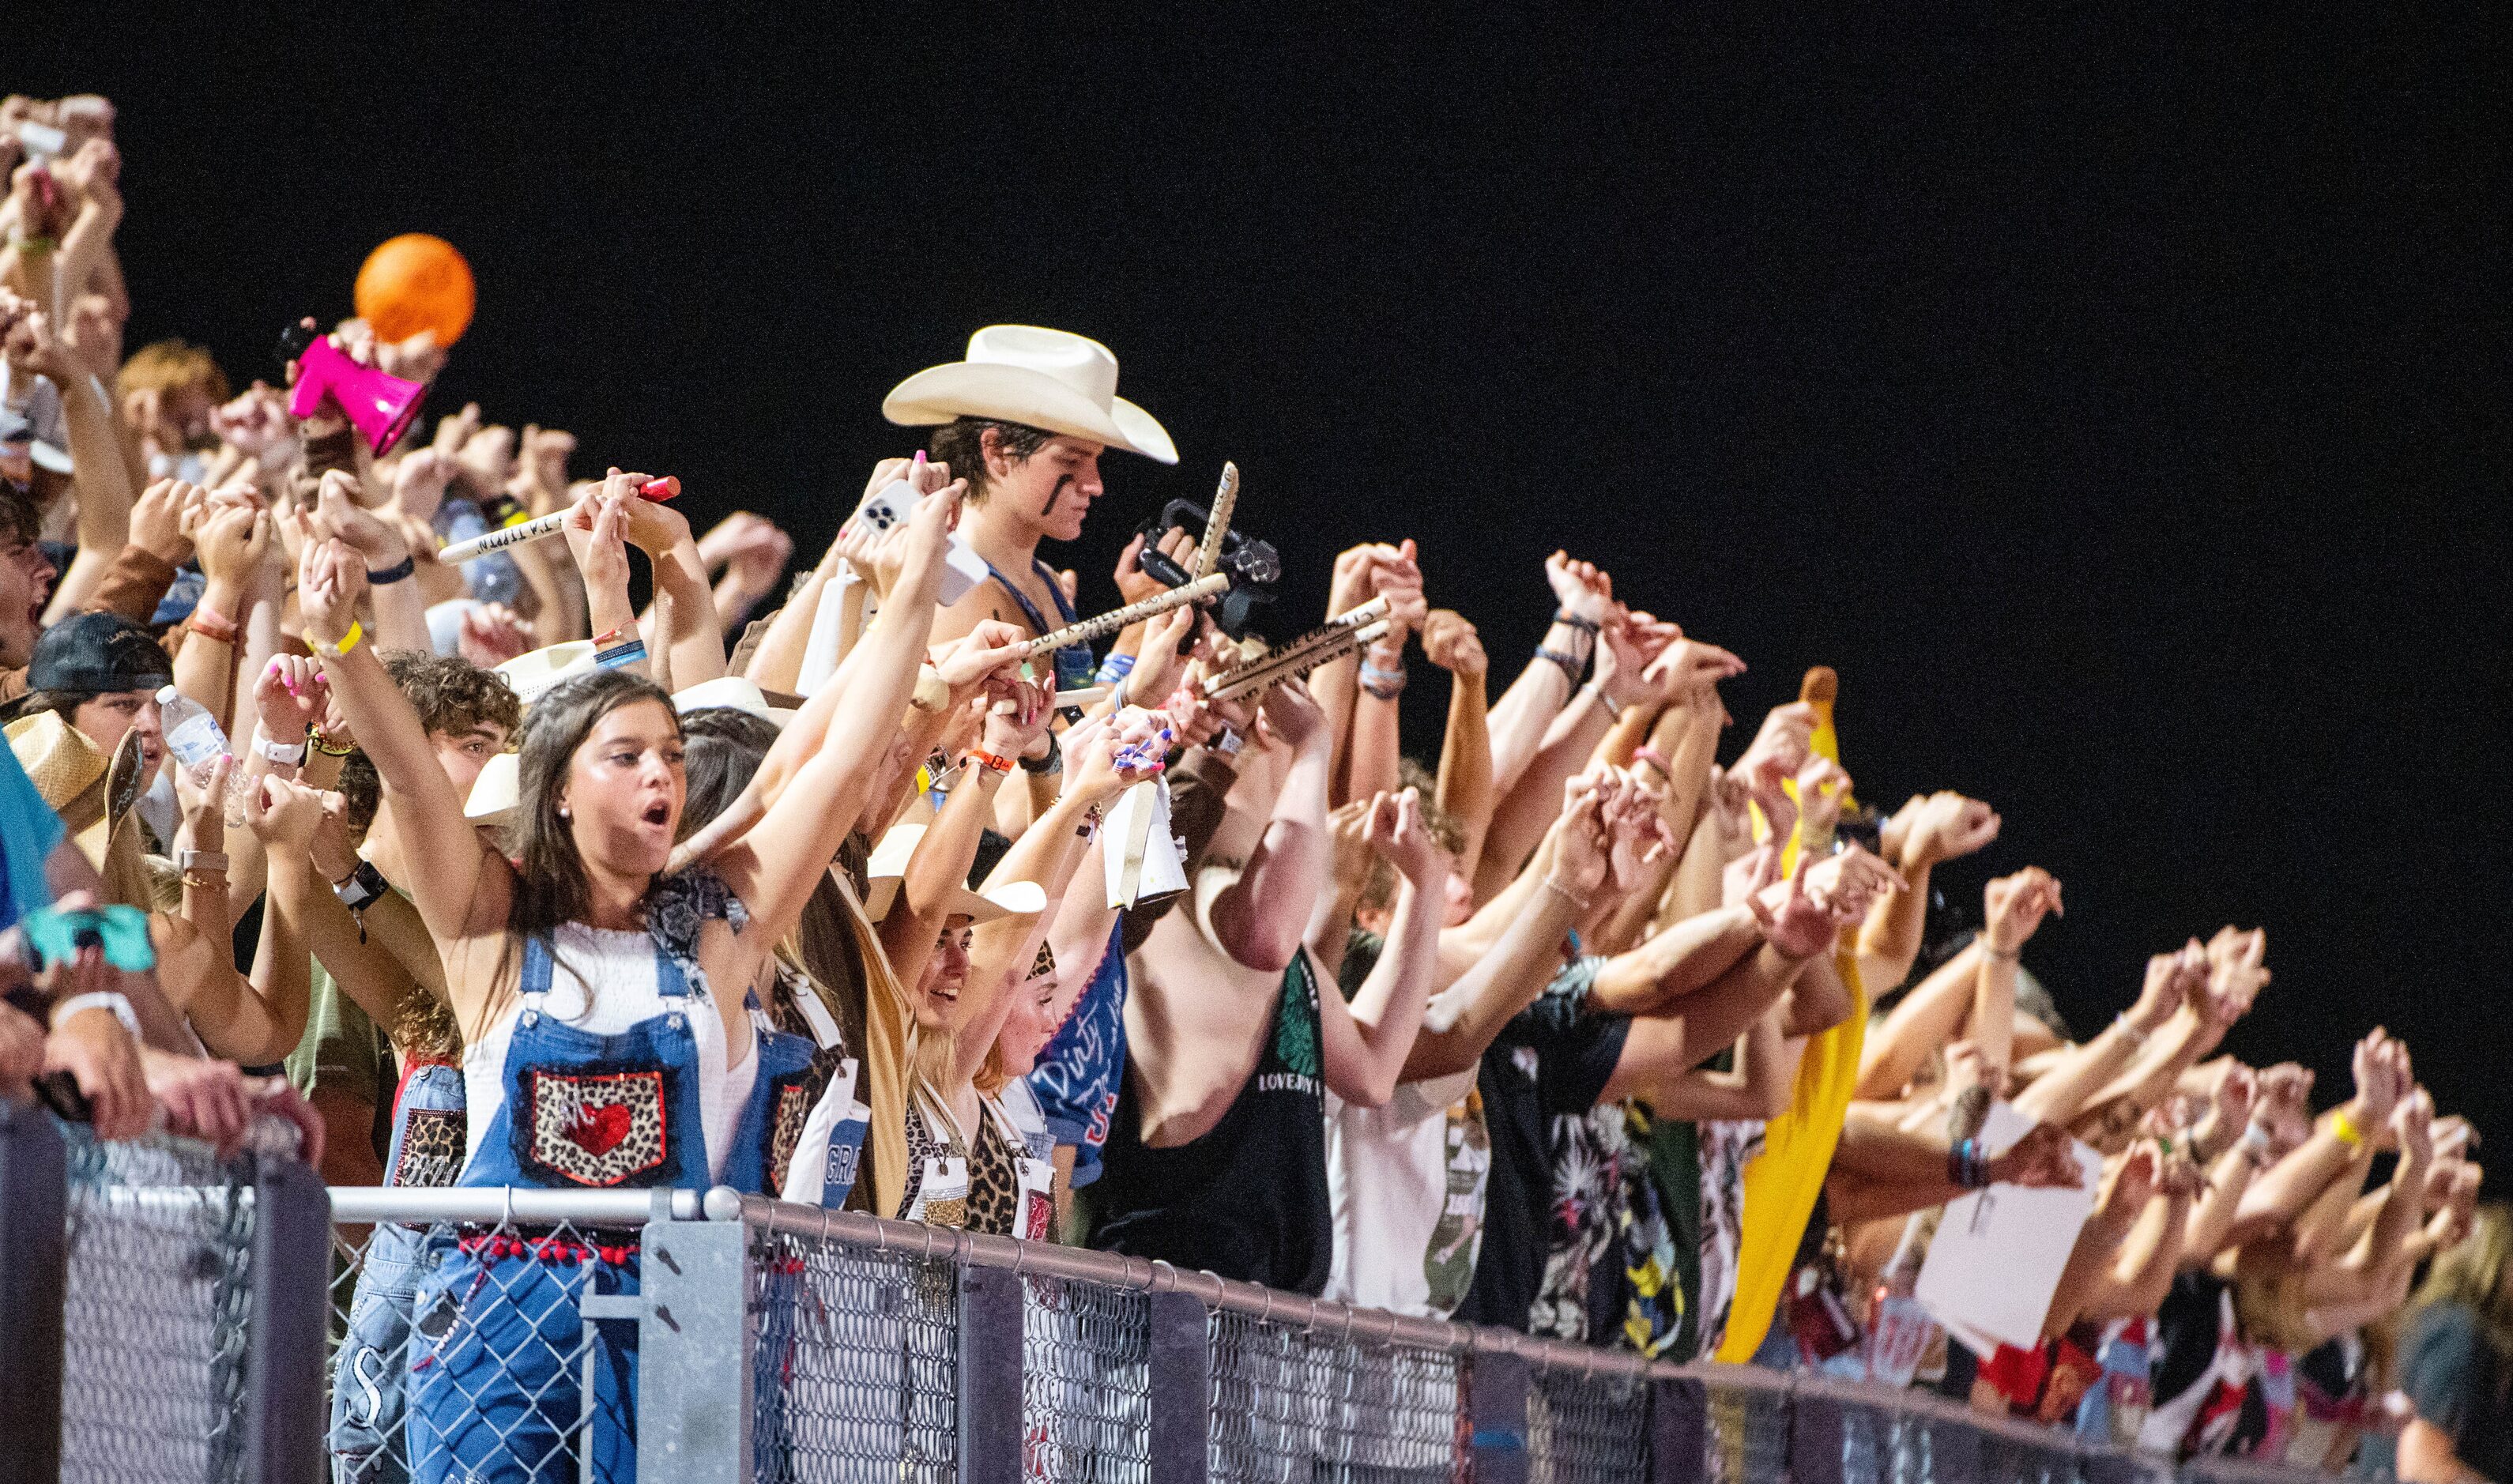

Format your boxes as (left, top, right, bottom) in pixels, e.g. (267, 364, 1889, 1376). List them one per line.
(23, 7, 2509, 1163)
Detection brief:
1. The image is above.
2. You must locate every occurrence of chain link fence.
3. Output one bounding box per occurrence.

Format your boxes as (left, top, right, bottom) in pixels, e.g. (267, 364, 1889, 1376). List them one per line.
(0, 1134, 2378, 1484)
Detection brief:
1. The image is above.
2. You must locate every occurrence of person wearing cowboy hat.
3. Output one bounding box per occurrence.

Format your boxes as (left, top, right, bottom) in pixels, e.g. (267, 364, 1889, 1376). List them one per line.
(884, 325, 1176, 689)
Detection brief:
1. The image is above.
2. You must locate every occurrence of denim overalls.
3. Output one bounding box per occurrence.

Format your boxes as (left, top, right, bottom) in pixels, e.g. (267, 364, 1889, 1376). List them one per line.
(406, 931, 814, 1484)
(330, 1060, 466, 1484)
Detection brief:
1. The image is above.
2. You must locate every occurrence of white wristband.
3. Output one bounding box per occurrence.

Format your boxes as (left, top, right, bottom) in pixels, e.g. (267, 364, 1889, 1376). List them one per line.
(255, 733, 307, 766)
(55, 990, 140, 1038)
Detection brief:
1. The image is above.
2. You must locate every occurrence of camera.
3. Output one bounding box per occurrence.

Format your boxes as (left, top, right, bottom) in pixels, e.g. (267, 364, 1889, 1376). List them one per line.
(1132, 499, 1280, 638)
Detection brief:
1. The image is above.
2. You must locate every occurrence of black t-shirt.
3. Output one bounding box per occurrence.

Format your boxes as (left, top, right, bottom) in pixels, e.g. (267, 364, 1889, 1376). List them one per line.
(1091, 952, 1335, 1294)
(1452, 958, 1631, 1331)
(2360, 1303, 2513, 1481)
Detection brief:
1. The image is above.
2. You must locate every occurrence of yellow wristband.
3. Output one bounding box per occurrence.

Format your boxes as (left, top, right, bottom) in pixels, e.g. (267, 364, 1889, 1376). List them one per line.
(2330, 1108, 2363, 1148)
(311, 620, 364, 658)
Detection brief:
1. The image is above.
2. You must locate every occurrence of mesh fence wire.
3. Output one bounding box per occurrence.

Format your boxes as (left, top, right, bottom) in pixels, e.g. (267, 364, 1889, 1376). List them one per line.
(1700, 1373, 1795, 1484)
(1020, 1272, 1152, 1484)
(327, 1215, 649, 1484)
(58, 1124, 261, 1484)
(1526, 1362, 1651, 1484)
(1206, 1309, 1464, 1484)
(748, 1227, 960, 1484)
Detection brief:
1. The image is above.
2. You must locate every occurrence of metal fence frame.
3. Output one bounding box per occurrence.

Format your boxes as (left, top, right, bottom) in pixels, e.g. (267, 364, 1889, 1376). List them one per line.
(0, 1124, 2360, 1484)
(7, 1101, 330, 1484)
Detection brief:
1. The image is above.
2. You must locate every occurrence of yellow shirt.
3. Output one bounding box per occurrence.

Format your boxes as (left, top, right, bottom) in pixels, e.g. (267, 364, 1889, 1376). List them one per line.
(1716, 945, 1866, 1362)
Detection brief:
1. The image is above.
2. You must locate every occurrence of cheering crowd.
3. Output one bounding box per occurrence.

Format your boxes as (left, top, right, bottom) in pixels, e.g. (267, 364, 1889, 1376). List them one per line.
(1, 93, 2505, 1483)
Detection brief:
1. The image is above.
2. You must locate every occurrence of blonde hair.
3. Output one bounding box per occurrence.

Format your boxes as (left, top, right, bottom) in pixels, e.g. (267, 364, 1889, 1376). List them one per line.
(2409, 1203, 2513, 1354)
(115, 339, 229, 405)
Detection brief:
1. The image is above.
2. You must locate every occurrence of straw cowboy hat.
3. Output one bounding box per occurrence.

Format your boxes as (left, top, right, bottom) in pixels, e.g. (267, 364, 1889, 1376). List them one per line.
(492, 641, 596, 707)
(882, 325, 1177, 465)
(859, 822, 1047, 924)
(6, 714, 158, 904)
(672, 676, 797, 728)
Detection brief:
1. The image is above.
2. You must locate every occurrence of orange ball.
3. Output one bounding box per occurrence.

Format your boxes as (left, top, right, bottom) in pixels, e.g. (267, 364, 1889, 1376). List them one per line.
(354, 234, 475, 348)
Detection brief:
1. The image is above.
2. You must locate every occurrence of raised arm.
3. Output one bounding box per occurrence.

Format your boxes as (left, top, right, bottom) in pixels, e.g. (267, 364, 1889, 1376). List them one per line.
(1206, 680, 1334, 973)
(714, 477, 962, 957)
(300, 537, 504, 953)
(2010, 956, 2183, 1125)
(308, 472, 430, 655)
(1315, 789, 1449, 1107)
(1857, 791, 1999, 993)
(1421, 611, 1494, 882)
(1400, 789, 1602, 1081)
(18, 311, 134, 621)
(625, 484, 729, 687)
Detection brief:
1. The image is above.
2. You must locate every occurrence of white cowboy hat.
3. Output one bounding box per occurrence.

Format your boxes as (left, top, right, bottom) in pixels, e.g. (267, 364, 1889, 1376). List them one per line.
(859, 822, 1047, 924)
(672, 676, 796, 728)
(463, 749, 521, 827)
(492, 641, 596, 706)
(882, 325, 1177, 465)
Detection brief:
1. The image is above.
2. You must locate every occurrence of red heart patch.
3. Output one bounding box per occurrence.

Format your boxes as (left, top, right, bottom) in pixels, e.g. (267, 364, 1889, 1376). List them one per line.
(567, 1103, 632, 1156)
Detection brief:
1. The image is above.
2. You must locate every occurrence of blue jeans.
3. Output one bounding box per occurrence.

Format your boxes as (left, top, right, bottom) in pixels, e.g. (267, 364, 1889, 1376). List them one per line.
(330, 1222, 445, 1484)
(406, 1244, 641, 1484)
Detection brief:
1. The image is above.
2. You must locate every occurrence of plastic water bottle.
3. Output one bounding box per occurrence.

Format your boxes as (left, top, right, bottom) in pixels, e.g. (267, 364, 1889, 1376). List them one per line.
(156, 685, 228, 784)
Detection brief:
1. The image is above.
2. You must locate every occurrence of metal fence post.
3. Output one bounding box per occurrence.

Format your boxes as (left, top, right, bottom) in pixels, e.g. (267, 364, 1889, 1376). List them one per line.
(632, 1211, 753, 1482)
(1467, 1337, 1530, 1484)
(0, 1103, 65, 1484)
(959, 1264, 1027, 1484)
(1787, 1384, 1844, 1484)
(1648, 1373, 1705, 1484)
(243, 1154, 331, 1484)
(1146, 1290, 1211, 1484)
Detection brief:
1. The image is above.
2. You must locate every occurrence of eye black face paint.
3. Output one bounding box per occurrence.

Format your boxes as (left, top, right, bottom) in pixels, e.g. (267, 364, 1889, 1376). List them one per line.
(1040, 473, 1076, 518)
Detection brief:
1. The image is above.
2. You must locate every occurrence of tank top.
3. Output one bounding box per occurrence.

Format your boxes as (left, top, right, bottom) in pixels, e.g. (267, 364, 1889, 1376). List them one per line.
(1091, 951, 1333, 1294)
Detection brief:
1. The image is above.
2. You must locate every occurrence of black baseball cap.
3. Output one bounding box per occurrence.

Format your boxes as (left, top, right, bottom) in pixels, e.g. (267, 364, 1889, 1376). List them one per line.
(28, 612, 172, 694)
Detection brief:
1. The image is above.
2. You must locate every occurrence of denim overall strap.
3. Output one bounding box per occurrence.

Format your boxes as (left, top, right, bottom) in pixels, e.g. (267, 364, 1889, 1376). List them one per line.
(985, 557, 1095, 691)
(718, 992, 823, 1196)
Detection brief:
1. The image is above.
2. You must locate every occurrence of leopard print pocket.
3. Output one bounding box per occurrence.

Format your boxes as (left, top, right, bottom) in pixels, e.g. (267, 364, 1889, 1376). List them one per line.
(763, 1066, 823, 1195)
(516, 1065, 676, 1188)
(390, 1106, 468, 1189)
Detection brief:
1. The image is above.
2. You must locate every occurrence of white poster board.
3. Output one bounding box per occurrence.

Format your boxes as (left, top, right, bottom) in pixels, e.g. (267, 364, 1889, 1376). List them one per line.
(1913, 1100, 2103, 1353)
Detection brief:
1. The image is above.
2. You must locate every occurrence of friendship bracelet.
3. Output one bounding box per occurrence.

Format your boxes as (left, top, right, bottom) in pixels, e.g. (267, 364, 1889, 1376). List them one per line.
(591, 625, 633, 650)
(310, 620, 364, 658)
(595, 638, 648, 671)
(1358, 660, 1407, 700)
(1093, 653, 1137, 686)
(1630, 746, 1673, 779)
(366, 554, 416, 586)
(1551, 608, 1601, 635)
(1534, 646, 1584, 677)
(1539, 873, 1592, 915)
(186, 603, 239, 644)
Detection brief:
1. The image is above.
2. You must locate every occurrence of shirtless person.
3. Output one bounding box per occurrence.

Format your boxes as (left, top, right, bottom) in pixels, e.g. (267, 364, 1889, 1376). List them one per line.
(884, 324, 1176, 690)
(1091, 679, 1449, 1294)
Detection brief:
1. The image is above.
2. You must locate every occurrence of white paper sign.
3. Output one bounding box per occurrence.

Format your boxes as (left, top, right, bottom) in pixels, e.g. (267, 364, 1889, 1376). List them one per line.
(1104, 778, 1187, 909)
(1912, 1101, 2103, 1353)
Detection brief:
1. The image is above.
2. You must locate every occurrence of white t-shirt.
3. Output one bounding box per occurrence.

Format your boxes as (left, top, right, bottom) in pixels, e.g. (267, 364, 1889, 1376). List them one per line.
(1324, 1065, 1490, 1318)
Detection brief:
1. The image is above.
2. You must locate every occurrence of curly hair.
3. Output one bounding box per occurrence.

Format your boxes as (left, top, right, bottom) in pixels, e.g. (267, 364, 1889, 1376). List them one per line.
(382, 650, 522, 741)
(115, 338, 230, 406)
(1357, 758, 1464, 916)
(924, 416, 1052, 504)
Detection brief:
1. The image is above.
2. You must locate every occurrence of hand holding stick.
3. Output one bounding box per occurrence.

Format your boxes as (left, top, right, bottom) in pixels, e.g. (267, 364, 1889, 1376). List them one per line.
(1209, 618, 1392, 702)
(1015, 572, 1229, 658)
(438, 476, 680, 563)
(1192, 461, 1240, 579)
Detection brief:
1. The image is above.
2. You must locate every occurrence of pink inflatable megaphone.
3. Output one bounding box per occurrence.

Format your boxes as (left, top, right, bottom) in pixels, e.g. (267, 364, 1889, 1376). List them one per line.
(288, 336, 427, 455)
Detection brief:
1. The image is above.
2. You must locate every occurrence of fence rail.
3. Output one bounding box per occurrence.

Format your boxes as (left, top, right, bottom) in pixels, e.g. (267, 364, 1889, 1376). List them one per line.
(4, 1098, 2360, 1484)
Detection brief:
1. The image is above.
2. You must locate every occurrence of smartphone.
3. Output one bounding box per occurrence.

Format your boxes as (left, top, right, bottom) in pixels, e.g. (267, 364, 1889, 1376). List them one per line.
(857, 479, 988, 606)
